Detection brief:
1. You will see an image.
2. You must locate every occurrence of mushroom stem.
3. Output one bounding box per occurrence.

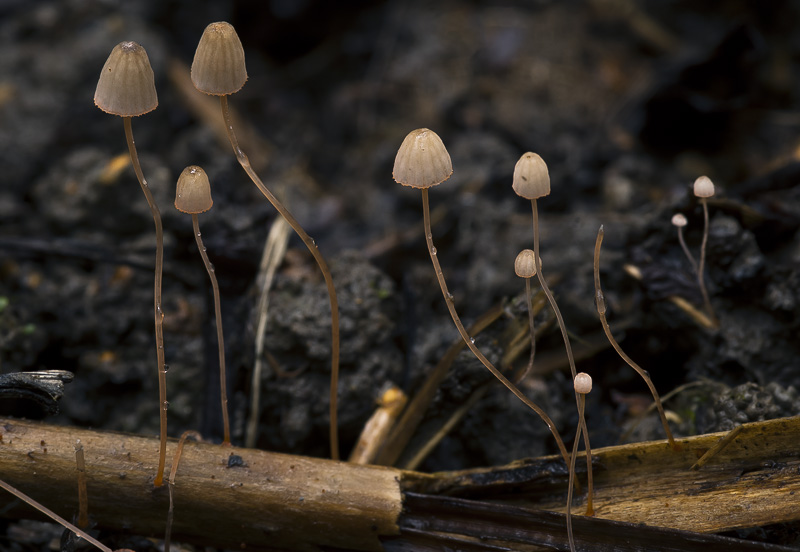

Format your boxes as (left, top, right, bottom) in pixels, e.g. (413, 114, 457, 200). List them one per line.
(192, 214, 230, 445)
(566, 392, 587, 552)
(123, 116, 168, 486)
(530, 199, 593, 513)
(697, 198, 717, 326)
(219, 96, 341, 460)
(593, 226, 679, 451)
(676, 225, 698, 275)
(516, 277, 537, 384)
(421, 189, 570, 466)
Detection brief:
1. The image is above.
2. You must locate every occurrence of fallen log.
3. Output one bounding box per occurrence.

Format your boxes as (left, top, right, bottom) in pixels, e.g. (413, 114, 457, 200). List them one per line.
(1, 416, 799, 550)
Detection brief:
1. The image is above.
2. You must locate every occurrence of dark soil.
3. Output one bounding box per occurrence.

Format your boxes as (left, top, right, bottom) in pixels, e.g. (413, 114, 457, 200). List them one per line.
(1, 0, 799, 549)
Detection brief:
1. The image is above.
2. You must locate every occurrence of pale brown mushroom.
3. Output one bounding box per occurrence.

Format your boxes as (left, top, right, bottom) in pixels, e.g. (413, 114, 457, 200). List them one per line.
(191, 22, 341, 459)
(95, 41, 168, 486)
(175, 166, 230, 445)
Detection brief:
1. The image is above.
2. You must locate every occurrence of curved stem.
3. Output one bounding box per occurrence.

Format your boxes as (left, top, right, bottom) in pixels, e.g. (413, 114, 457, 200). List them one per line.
(566, 393, 586, 552)
(193, 215, 230, 445)
(421, 190, 570, 467)
(220, 96, 340, 460)
(531, 199, 593, 512)
(124, 117, 167, 486)
(676, 226, 698, 274)
(593, 226, 679, 451)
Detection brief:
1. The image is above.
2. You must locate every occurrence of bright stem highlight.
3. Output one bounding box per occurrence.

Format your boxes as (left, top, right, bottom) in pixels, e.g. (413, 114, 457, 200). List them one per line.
(593, 225, 679, 451)
(420, 189, 571, 467)
(192, 215, 230, 445)
(123, 116, 168, 486)
(219, 96, 341, 460)
(531, 199, 593, 514)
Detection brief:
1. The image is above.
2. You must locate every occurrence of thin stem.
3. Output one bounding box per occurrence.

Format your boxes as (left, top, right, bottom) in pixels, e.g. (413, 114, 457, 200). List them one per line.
(0, 479, 113, 552)
(165, 430, 202, 552)
(697, 199, 717, 326)
(515, 277, 536, 384)
(123, 116, 167, 486)
(676, 226, 698, 274)
(421, 189, 570, 467)
(193, 215, 230, 445)
(220, 96, 340, 460)
(593, 226, 679, 451)
(566, 393, 585, 552)
(531, 199, 593, 512)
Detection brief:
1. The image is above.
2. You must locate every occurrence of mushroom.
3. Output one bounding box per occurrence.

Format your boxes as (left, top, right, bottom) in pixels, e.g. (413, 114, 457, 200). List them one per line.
(94, 41, 169, 486)
(593, 225, 680, 451)
(191, 22, 341, 460)
(514, 249, 538, 383)
(393, 129, 570, 467)
(175, 166, 231, 445)
(566, 372, 593, 552)
(512, 152, 593, 512)
(693, 176, 718, 326)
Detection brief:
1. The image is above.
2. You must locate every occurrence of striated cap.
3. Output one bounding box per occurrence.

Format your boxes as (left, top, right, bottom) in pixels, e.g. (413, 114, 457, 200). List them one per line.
(513, 152, 550, 199)
(191, 22, 248, 96)
(393, 128, 453, 189)
(514, 249, 537, 278)
(94, 41, 158, 117)
(175, 166, 213, 214)
(693, 175, 715, 198)
(574, 372, 592, 394)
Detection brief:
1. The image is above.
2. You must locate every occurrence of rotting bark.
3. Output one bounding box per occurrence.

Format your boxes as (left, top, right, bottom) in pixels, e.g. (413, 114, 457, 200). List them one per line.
(1, 416, 799, 550)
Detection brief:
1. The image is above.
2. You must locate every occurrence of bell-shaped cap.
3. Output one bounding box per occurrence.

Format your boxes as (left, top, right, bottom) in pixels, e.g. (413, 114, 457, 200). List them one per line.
(175, 166, 213, 214)
(671, 213, 687, 227)
(191, 22, 248, 96)
(512, 152, 550, 199)
(94, 41, 158, 117)
(393, 128, 453, 189)
(514, 249, 537, 278)
(693, 175, 715, 198)
(574, 372, 592, 394)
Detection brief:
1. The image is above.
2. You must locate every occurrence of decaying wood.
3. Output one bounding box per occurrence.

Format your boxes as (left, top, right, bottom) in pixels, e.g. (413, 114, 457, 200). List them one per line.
(2, 416, 799, 550)
(405, 415, 800, 534)
(0, 418, 402, 551)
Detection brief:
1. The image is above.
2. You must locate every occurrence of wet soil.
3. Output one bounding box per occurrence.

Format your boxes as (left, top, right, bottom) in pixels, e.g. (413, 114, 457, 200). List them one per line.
(1, 0, 799, 548)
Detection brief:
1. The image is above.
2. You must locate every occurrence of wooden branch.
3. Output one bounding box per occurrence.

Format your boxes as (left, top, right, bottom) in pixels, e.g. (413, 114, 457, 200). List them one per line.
(405, 416, 800, 534)
(2, 416, 800, 550)
(0, 418, 401, 551)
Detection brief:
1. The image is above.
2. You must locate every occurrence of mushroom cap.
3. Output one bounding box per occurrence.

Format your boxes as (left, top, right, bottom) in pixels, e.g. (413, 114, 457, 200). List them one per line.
(693, 175, 715, 198)
(175, 166, 213, 214)
(512, 152, 550, 199)
(94, 41, 158, 117)
(392, 128, 453, 189)
(574, 372, 592, 394)
(671, 213, 687, 227)
(514, 249, 537, 278)
(191, 22, 248, 96)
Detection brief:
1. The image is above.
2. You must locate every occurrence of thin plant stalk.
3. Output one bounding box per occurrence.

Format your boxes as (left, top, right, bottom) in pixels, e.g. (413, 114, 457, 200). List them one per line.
(676, 225, 698, 275)
(593, 226, 679, 451)
(515, 277, 536, 384)
(697, 199, 716, 325)
(566, 393, 586, 552)
(165, 430, 203, 552)
(421, 189, 570, 467)
(0, 479, 113, 552)
(192, 215, 230, 445)
(74, 440, 88, 529)
(123, 116, 168, 486)
(219, 96, 341, 460)
(531, 199, 593, 514)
